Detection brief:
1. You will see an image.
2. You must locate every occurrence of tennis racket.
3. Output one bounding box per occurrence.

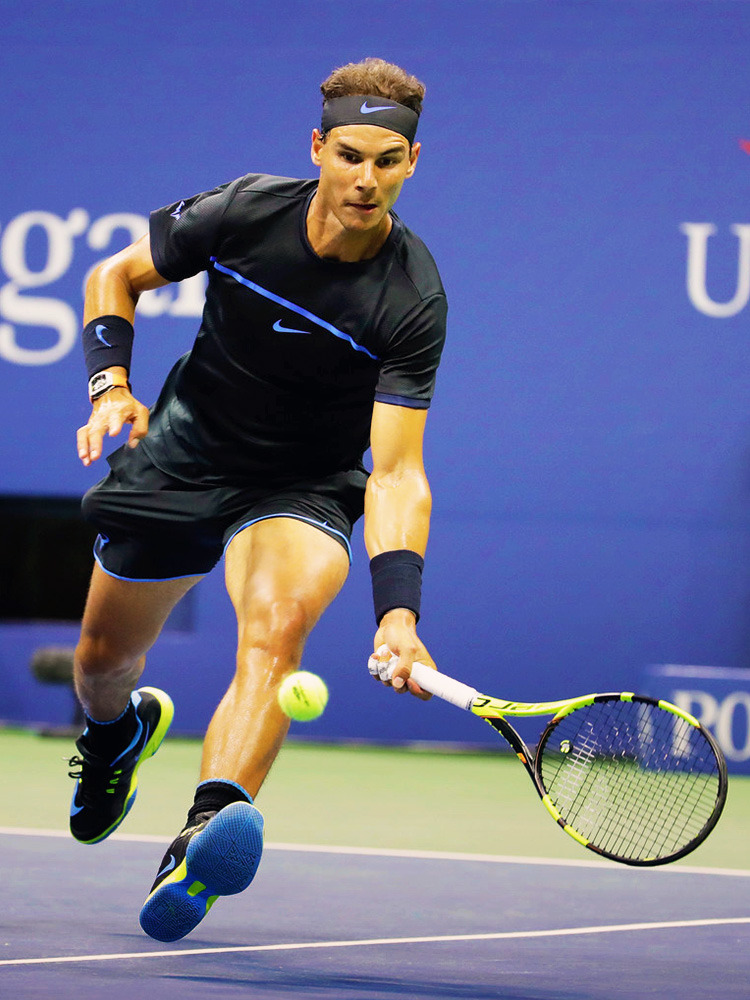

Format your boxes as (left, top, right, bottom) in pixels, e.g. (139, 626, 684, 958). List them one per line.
(368, 650, 728, 866)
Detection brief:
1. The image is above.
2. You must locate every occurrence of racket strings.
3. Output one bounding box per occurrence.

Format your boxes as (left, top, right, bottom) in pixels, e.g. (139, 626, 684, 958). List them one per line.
(537, 700, 722, 863)
(587, 722, 716, 860)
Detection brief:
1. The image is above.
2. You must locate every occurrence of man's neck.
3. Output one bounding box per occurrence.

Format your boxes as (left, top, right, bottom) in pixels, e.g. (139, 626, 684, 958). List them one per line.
(306, 193, 392, 262)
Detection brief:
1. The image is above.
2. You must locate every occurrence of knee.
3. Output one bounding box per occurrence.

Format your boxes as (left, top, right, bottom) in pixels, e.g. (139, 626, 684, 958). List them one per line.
(236, 598, 313, 671)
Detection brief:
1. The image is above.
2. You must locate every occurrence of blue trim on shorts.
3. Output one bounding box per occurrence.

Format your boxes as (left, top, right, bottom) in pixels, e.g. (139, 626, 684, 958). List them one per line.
(92, 537, 208, 583)
(374, 392, 430, 409)
(223, 513, 353, 564)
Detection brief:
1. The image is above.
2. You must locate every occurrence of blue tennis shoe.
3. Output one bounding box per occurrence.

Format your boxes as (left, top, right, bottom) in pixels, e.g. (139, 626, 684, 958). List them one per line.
(139, 800, 264, 942)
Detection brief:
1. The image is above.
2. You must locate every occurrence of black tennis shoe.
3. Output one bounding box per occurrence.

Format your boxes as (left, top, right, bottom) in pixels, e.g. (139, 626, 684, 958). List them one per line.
(139, 800, 264, 942)
(68, 686, 174, 844)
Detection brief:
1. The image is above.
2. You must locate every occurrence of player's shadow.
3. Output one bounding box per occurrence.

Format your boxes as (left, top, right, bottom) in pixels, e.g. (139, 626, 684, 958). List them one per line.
(164, 967, 579, 1000)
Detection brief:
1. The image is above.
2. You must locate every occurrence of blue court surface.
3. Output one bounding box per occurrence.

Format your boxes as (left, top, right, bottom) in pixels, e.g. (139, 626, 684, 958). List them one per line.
(1, 829, 748, 1000)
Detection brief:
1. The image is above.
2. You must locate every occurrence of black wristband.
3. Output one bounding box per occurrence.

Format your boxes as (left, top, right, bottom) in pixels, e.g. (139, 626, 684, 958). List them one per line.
(370, 549, 424, 625)
(82, 315, 135, 379)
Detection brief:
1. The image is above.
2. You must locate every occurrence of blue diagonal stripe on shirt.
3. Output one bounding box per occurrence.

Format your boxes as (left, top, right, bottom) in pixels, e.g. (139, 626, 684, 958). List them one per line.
(210, 257, 380, 361)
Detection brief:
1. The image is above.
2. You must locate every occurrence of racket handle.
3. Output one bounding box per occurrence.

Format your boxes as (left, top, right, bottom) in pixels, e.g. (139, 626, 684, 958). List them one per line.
(369, 648, 478, 711)
(410, 661, 478, 711)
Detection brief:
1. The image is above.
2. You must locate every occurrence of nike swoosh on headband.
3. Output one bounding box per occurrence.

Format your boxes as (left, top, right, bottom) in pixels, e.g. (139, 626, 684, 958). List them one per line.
(273, 319, 311, 335)
(360, 101, 395, 114)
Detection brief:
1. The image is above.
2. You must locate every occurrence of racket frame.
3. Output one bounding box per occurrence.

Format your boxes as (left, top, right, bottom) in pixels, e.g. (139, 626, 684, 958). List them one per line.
(473, 691, 729, 865)
(375, 657, 729, 867)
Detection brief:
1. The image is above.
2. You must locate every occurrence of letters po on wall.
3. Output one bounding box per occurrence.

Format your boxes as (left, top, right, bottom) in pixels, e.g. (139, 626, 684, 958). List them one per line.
(0, 211, 205, 366)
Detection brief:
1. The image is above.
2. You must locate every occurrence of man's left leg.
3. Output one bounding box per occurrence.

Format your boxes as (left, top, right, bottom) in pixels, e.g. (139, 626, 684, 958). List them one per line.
(139, 516, 350, 941)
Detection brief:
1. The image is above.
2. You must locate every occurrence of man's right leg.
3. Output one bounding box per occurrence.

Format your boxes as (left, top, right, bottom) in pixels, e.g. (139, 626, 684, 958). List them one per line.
(69, 563, 202, 844)
(139, 517, 349, 942)
(75, 563, 201, 719)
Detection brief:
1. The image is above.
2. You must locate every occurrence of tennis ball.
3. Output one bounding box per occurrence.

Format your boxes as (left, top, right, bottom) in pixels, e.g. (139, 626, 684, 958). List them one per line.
(277, 671, 329, 722)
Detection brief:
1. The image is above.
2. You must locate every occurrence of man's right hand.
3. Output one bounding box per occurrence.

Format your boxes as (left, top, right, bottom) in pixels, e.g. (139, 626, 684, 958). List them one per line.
(76, 387, 150, 466)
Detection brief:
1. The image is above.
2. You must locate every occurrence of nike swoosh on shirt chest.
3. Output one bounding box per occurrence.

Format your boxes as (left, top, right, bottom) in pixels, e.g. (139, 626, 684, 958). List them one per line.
(210, 258, 380, 361)
(272, 320, 311, 335)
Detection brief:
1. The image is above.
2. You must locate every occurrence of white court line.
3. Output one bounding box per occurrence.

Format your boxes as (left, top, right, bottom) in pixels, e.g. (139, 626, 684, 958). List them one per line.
(1, 826, 749, 878)
(1, 918, 749, 968)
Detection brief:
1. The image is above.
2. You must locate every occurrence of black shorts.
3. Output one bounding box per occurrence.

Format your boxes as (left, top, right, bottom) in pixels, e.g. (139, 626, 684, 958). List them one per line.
(81, 443, 367, 581)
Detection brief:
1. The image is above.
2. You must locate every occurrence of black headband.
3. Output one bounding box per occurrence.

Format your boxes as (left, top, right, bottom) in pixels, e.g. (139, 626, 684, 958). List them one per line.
(321, 95, 419, 145)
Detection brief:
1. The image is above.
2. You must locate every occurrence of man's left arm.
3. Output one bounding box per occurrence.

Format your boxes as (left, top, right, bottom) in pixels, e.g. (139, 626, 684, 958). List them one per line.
(364, 400, 436, 699)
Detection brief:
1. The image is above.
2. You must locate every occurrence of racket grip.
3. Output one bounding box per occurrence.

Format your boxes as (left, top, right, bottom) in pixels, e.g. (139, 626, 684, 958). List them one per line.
(368, 648, 478, 710)
(408, 662, 478, 711)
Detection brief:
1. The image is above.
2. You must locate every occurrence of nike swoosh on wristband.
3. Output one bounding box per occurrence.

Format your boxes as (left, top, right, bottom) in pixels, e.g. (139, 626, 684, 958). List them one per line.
(360, 101, 394, 113)
(95, 325, 113, 347)
(156, 854, 177, 879)
(273, 319, 311, 335)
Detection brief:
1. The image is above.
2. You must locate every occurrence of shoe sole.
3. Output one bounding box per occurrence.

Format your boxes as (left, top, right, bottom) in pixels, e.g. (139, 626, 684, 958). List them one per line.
(73, 687, 175, 845)
(139, 801, 264, 942)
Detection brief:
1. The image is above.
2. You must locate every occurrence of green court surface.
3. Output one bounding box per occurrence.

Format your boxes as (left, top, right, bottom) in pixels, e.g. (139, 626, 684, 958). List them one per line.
(2, 727, 747, 869)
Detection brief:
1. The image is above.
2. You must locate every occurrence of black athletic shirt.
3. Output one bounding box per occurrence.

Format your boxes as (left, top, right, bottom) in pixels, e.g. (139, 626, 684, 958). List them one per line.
(144, 173, 447, 486)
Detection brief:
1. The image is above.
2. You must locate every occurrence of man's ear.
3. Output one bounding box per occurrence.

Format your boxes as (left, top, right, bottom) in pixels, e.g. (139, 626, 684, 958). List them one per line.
(310, 128, 324, 167)
(405, 141, 421, 179)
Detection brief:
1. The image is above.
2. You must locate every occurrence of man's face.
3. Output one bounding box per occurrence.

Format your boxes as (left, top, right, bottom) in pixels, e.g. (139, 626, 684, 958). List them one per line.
(311, 124, 420, 234)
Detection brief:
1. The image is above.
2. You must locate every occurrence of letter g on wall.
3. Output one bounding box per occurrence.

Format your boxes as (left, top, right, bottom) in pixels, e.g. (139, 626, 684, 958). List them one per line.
(0, 208, 206, 367)
(681, 223, 750, 318)
(0, 209, 88, 365)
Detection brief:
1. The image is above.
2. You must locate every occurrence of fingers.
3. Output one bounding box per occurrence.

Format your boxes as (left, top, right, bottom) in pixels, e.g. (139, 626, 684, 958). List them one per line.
(400, 667, 433, 700)
(406, 675, 433, 701)
(76, 393, 149, 465)
(368, 645, 395, 681)
(105, 409, 128, 440)
(76, 422, 104, 466)
(127, 404, 150, 448)
(392, 659, 414, 693)
(369, 644, 434, 701)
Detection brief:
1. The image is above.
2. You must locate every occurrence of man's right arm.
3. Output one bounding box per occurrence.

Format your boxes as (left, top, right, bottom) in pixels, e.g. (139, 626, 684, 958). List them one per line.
(76, 235, 170, 467)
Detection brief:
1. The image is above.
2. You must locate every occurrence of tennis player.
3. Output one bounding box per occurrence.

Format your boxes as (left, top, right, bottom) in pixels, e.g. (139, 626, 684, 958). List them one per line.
(68, 57, 446, 942)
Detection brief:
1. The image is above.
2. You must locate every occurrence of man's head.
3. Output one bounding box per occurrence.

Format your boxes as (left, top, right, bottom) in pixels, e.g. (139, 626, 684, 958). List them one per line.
(318, 58, 425, 148)
(310, 59, 425, 243)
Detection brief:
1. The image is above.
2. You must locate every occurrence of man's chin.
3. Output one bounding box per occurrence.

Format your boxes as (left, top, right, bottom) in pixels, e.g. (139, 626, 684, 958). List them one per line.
(343, 209, 387, 232)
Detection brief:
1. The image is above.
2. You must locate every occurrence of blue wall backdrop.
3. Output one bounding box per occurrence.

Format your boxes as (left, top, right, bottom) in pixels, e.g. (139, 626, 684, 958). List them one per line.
(1, 1, 750, 750)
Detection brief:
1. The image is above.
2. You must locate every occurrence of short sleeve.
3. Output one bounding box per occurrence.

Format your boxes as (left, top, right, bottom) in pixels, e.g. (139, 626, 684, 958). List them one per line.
(149, 179, 240, 283)
(375, 293, 448, 409)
